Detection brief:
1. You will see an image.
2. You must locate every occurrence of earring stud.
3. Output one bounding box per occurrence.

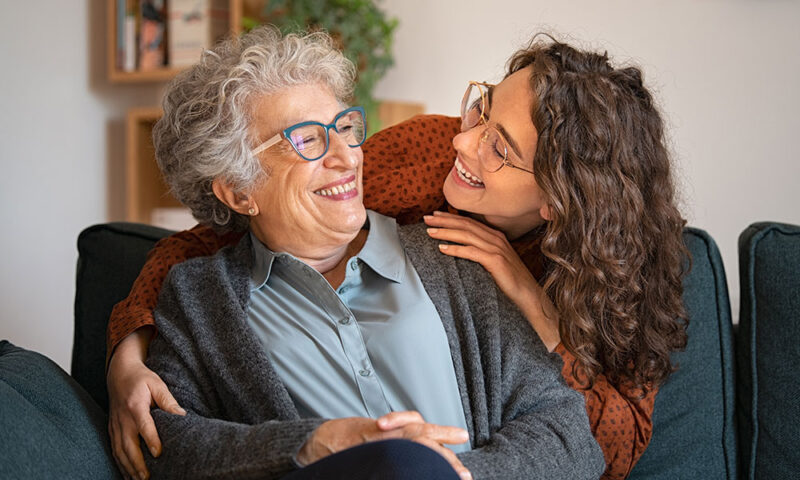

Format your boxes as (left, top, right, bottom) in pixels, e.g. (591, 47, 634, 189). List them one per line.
(248, 207, 256, 216)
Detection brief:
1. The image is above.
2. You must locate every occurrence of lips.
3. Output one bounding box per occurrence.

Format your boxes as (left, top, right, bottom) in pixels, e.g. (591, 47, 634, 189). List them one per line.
(313, 175, 358, 199)
(454, 158, 485, 187)
(314, 179, 357, 196)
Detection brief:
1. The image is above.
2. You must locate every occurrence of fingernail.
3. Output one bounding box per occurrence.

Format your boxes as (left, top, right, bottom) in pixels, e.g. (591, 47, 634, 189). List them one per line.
(427, 228, 438, 234)
(460, 472, 473, 480)
(150, 446, 159, 457)
(439, 244, 449, 251)
(176, 407, 187, 415)
(138, 471, 148, 480)
(423, 215, 432, 220)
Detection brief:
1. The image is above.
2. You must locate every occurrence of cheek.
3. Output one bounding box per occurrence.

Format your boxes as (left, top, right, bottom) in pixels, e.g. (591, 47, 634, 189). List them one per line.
(487, 176, 543, 209)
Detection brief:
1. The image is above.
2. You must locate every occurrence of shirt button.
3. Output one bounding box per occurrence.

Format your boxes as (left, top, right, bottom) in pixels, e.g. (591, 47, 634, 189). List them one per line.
(359, 369, 371, 377)
(350, 261, 358, 271)
(339, 316, 351, 325)
(339, 286, 349, 294)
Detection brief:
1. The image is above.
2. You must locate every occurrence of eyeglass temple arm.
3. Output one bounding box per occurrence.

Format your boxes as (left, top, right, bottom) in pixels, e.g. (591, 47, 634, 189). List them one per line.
(252, 134, 283, 155)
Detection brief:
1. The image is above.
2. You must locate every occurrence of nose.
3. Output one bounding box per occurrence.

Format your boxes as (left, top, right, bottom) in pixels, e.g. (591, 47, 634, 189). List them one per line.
(322, 129, 362, 170)
(452, 125, 482, 165)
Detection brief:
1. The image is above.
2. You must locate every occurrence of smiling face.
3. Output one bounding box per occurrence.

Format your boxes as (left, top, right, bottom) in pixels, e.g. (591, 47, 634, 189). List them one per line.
(246, 83, 366, 257)
(442, 66, 550, 239)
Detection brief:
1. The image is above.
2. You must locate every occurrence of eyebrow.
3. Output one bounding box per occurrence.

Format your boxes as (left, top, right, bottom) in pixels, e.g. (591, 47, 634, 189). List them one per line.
(495, 123, 524, 160)
(484, 85, 525, 159)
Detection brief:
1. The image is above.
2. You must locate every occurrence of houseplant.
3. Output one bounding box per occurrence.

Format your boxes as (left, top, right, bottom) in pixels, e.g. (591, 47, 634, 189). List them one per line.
(243, 0, 398, 133)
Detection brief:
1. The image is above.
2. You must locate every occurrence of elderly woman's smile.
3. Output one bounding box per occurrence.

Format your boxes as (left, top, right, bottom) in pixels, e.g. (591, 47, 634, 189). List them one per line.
(313, 175, 358, 198)
(245, 83, 367, 263)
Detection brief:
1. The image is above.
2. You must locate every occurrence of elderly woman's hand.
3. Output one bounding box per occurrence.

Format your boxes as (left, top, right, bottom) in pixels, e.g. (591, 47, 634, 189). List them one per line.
(424, 211, 560, 351)
(107, 328, 185, 480)
(297, 412, 472, 479)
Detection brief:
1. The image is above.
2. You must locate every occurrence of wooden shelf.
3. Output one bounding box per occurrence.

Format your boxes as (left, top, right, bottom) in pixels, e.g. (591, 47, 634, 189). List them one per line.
(107, 0, 245, 83)
(125, 107, 181, 224)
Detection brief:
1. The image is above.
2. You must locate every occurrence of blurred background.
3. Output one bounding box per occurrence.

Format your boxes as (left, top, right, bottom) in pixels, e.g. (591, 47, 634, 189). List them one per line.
(1, 0, 798, 371)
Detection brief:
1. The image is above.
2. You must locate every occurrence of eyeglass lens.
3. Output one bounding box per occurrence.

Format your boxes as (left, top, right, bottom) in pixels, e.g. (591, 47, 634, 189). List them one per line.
(462, 83, 508, 172)
(288, 109, 366, 161)
(461, 84, 485, 130)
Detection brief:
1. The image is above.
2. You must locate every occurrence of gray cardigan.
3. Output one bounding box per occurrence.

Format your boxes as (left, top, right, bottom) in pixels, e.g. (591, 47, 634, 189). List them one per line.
(145, 223, 604, 479)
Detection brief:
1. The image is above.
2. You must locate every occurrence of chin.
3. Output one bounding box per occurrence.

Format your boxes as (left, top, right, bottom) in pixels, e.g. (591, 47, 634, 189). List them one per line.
(341, 206, 367, 232)
(443, 177, 471, 212)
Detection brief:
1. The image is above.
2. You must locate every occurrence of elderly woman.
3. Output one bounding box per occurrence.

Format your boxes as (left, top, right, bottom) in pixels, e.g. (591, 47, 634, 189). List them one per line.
(134, 26, 602, 480)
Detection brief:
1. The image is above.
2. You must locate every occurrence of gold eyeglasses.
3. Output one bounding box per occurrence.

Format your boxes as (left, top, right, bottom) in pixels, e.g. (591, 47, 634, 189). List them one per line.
(461, 81, 534, 175)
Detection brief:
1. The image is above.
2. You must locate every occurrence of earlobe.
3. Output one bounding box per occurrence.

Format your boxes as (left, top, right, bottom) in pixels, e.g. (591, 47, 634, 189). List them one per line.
(211, 179, 256, 216)
(540, 204, 554, 222)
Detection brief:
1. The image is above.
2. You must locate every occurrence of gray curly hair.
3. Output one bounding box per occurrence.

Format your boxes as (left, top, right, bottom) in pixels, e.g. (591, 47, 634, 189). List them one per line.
(153, 25, 356, 232)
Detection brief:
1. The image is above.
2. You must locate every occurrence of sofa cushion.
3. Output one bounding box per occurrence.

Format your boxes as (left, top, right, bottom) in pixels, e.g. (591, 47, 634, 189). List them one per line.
(0, 340, 120, 479)
(629, 228, 737, 479)
(736, 222, 800, 479)
(72, 222, 173, 411)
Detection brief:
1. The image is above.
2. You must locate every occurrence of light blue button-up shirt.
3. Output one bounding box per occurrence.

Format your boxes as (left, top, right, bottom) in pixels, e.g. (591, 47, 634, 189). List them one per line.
(246, 210, 470, 452)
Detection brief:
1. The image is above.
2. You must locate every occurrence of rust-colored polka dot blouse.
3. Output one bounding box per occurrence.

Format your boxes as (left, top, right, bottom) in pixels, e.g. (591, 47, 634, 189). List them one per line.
(107, 114, 655, 479)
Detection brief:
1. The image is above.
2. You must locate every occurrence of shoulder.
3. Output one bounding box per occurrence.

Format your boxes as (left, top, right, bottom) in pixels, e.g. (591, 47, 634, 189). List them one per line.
(161, 233, 252, 302)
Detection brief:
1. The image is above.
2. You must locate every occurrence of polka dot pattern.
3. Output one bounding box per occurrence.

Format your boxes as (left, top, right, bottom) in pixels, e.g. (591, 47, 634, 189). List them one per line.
(106, 114, 652, 478)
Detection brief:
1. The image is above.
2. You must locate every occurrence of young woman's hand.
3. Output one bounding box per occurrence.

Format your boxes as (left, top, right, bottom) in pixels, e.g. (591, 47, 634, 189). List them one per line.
(106, 328, 185, 480)
(424, 211, 560, 351)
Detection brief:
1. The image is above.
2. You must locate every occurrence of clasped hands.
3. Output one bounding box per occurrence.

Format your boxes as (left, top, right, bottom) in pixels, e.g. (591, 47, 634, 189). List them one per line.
(298, 411, 472, 479)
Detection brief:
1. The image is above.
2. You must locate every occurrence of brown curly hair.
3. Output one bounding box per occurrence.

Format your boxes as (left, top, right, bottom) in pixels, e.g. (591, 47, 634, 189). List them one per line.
(507, 36, 689, 394)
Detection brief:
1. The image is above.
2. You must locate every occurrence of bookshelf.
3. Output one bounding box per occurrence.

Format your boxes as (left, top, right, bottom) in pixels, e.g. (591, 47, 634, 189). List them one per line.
(107, 0, 246, 83)
(111, 0, 424, 228)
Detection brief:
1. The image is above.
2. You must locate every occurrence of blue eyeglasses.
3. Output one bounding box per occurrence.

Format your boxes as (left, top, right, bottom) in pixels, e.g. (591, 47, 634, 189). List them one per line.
(251, 106, 366, 161)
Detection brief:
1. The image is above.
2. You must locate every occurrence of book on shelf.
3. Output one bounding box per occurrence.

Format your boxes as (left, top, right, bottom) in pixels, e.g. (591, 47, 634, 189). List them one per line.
(121, 0, 138, 71)
(138, 0, 167, 71)
(168, 0, 229, 68)
(115, 0, 229, 74)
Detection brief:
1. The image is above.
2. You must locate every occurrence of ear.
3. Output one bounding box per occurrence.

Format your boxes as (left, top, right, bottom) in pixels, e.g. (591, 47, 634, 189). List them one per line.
(539, 203, 554, 222)
(212, 179, 257, 216)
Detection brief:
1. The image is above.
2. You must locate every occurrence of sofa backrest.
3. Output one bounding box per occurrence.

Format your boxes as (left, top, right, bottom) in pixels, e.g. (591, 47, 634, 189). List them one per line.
(72, 222, 173, 411)
(629, 228, 737, 480)
(736, 222, 800, 479)
(73, 223, 739, 479)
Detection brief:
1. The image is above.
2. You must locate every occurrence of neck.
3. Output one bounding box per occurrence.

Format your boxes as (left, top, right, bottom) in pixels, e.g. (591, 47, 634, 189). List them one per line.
(472, 213, 542, 241)
(250, 225, 369, 288)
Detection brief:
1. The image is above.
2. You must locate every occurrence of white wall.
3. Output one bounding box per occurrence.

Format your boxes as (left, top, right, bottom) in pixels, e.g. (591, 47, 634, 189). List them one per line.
(374, 0, 800, 322)
(0, 1, 798, 371)
(0, 1, 162, 370)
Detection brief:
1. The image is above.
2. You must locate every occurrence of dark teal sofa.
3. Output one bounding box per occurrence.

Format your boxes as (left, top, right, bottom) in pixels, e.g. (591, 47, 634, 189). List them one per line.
(1, 221, 798, 479)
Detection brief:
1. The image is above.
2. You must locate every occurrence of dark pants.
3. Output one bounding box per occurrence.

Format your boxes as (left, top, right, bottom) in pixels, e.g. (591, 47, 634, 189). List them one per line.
(282, 439, 461, 480)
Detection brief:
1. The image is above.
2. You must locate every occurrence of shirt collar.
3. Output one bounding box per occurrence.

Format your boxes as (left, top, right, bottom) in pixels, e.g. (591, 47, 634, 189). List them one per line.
(249, 209, 406, 291)
(357, 210, 405, 284)
(249, 231, 278, 291)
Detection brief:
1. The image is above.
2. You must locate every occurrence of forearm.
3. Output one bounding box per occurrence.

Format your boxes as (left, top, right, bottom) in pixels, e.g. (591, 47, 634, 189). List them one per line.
(514, 284, 560, 352)
(147, 407, 324, 480)
(457, 388, 604, 480)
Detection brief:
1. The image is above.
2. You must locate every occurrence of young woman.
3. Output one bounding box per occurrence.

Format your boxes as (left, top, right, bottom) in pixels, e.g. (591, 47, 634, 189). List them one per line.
(106, 34, 687, 480)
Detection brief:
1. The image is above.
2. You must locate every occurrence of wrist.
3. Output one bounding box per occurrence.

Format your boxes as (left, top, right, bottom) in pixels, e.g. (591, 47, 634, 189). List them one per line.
(518, 288, 561, 352)
(112, 327, 154, 365)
